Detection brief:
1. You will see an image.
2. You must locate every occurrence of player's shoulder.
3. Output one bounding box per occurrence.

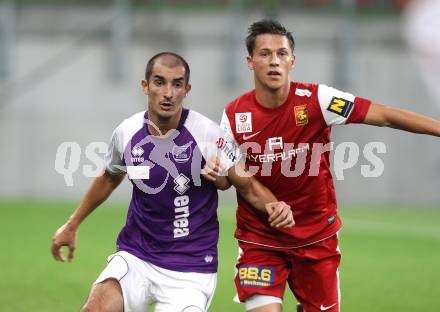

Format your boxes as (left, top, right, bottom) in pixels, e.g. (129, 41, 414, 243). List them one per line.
(113, 111, 145, 137)
(316, 84, 355, 105)
(117, 111, 144, 128)
(184, 109, 222, 138)
(185, 109, 218, 128)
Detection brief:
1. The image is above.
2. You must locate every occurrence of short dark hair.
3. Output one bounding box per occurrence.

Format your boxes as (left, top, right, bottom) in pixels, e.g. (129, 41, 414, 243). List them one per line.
(145, 52, 190, 84)
(246, 19, 295, 55)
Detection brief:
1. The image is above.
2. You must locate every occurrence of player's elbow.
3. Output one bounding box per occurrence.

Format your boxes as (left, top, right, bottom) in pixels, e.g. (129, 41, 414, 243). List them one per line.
(364, 103, 392, 127)
(217, 182, 232, 191)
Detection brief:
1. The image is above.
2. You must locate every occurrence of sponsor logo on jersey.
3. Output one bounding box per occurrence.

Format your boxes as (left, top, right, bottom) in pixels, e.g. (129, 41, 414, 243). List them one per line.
(327, 97, 354, 118)
(172, 142, 193, 163)
(242, 131, 261, 141)
(238, 266, 275, 288)
(174, 173, 190, 195)
(216, 137, 225, 148)
(294, 105, 308, 126)
(216, 137, 239, 163)
(173, 194, 190, 238)
(235, 112, 252, 133)
(132, 146, 144, 157)
(327, 216, 336, 225)
(295, 88, 312, 97)
(247, 143, 310, 163)
(204, 255, 214, 263)
(173, 175, 191, 239)
(320, 303, 337, 311)
(268, 137, 283, 150)
(131, 146, 145, 163)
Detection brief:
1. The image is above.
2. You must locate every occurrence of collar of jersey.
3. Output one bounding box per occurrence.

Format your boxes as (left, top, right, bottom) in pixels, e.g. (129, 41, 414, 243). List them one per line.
(143, 108, 189, 137)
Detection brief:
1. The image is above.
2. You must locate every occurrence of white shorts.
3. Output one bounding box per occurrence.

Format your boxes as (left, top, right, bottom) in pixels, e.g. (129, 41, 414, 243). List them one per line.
(94, 251, 217, 312)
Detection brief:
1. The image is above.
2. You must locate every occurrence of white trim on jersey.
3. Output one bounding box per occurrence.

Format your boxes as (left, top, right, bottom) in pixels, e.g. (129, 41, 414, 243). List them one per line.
(317, 84, 356, 126)
(104, 111, 145, 174)
(185, 110, 241, 173)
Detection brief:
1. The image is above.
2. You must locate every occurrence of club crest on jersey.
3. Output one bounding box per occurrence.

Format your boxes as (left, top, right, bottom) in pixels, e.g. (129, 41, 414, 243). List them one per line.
(235, 112, 252, 133)
(131, 146, 144, 162)
(327, 97, 354, 118)
(172, 142, 193, 163)
(294, 105, 308, 126)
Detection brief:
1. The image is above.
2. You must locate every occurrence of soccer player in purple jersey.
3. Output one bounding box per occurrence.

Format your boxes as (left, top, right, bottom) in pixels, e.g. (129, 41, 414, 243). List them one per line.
(51, 52, 294, 312)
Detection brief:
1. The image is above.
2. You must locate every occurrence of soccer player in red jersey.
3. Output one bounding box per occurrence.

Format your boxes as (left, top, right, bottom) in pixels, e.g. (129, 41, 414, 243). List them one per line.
(218, 20, 440, 312)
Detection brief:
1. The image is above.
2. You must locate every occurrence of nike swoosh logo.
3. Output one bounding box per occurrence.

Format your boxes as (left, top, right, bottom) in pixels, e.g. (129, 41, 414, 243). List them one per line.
(242, 131, 261, 140)
(320, 303, 337, 311)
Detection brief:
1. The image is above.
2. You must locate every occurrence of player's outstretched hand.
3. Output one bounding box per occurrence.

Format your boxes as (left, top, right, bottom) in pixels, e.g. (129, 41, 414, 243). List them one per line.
(201, 157, 222, 182)
(266, 201, 295, 228)
(51, 223, 77, 262)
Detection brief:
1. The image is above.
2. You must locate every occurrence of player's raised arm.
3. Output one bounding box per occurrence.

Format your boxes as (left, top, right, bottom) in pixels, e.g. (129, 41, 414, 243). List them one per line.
(51, 170, 125, 262)
(363, 102, 440, 136)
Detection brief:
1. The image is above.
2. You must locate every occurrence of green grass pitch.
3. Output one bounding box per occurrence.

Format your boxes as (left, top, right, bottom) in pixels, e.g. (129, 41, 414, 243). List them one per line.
(0, 199, 439, 311)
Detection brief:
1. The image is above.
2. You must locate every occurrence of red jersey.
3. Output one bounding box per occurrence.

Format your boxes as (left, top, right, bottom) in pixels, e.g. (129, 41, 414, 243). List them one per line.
(221, 81, 371, 248)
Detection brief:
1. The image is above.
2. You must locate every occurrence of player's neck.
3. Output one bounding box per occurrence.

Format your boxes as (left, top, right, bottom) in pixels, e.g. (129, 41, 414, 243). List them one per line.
(255, 81, 291, 109)
(148, 109, 182, 137)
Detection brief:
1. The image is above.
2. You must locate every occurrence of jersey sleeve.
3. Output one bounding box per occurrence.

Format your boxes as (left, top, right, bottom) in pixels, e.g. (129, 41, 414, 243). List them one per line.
(206, 122, 242, 173)
(317, 84, 372, 126)
(104, 127, 126, 175)
(217, 109, 242, 172)
(220, 109, 235, 139)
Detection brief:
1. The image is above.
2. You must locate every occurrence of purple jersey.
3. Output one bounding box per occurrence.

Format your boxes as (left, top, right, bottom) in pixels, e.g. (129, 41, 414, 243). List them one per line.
(105, 109, 240, 273)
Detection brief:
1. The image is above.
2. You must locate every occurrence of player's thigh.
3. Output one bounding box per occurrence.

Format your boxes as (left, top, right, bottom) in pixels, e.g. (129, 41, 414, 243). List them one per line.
(92, 251, 153, 312)
(82, 278, 123, 312)
(153, 268, 217, 312)
(288, 236, 341, 312)
(235, 243, 290, 304)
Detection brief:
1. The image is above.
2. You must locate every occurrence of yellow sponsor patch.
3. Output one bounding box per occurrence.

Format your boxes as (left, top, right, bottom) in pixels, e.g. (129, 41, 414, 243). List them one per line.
(327, 97, 354, 118)
(238, 266, 275, 288)
(294, 105, 308, 126)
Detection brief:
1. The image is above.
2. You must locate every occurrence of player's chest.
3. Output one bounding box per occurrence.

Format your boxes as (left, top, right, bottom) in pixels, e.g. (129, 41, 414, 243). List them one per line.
(122, 136, 201, 188)
(233, 100, 325, 147)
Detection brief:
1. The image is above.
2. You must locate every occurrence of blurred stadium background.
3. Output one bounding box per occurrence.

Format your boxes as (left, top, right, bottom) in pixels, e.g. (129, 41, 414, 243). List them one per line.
(0, 0, 439, 311)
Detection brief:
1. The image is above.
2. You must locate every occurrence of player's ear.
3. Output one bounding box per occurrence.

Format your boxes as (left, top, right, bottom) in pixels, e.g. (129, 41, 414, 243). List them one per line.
(141, 79, 149, 95)
(185, 83, 191, 96)
(291, 54, 296, 68)
(246, 55, 254, 70)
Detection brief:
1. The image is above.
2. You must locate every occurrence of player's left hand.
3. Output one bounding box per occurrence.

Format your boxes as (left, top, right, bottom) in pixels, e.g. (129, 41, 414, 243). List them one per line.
(201, 157, 222, 182)
(51, 222, 77, 262)
(266, 201, 295, 228)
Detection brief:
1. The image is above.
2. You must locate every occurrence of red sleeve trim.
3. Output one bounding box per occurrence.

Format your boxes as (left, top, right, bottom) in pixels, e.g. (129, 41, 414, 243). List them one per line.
(347, 97, 372, 124)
